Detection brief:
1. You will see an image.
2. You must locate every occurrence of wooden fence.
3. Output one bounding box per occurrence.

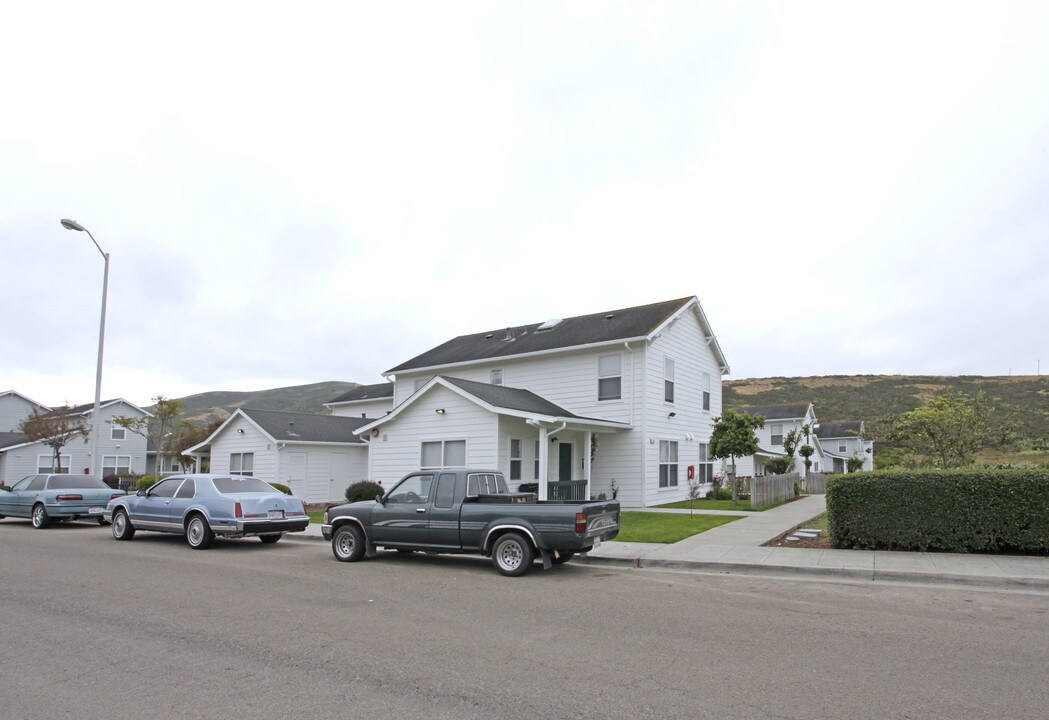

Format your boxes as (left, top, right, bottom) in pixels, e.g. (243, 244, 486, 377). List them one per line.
(750, 472, 798, 509)
(804, 472, 828, 494)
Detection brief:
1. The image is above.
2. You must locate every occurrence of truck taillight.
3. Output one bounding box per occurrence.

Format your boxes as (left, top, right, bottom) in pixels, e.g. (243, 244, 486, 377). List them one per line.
(322, 510, 328, 524)
(56, 494, 83, 502)
(575, 512, 587, 534)
(235, 502, 243, 518)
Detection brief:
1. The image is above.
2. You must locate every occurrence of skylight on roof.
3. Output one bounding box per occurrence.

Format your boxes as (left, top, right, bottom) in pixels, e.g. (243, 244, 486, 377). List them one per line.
(536, 318, 563, 331)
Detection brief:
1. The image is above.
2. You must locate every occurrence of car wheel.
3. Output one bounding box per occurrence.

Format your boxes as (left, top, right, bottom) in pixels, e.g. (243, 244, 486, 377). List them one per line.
(31, 504, 51, 529)
(332, 524, 366, 562)
(112, 509, 135, 540)
(186, 514, 215, 550)
(551, 551, 575, 565)
(491, 532, 533, 577)
(259, 533, 282, 544)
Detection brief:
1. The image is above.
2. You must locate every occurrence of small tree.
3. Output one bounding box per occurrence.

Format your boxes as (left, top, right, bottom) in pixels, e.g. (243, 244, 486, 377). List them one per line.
(882, 390, 992, 469)
(845, 455, 865, 473)
(685, 477, 704, 516)
(709, 410, 764, 505)
(112, 395, 186, 476)
(19, 406, 90, 473)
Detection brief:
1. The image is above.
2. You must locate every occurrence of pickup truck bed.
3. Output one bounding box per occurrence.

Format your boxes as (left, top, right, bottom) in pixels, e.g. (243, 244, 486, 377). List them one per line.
(322, 470, 619, 576)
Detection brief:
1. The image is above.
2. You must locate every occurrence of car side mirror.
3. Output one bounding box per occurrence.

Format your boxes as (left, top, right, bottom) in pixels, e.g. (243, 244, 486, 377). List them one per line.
(136, 490, 146, 497)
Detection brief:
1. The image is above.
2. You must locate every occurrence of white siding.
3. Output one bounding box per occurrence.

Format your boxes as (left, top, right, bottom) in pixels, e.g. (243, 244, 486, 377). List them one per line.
(330, 399, 393, 419)
(0, 394, 44, 432)
(210, 416, 280, 484)
(367, 385, 497, 487)
(93, 402, 149, 477)
(275, 444, 368, 503)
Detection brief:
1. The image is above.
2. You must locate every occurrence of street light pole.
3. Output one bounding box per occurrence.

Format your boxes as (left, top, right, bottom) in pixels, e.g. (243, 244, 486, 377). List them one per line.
(61, 219, 109, 477)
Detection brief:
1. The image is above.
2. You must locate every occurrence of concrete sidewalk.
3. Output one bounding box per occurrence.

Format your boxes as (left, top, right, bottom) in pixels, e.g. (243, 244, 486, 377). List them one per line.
(292, 496, 1049, 590)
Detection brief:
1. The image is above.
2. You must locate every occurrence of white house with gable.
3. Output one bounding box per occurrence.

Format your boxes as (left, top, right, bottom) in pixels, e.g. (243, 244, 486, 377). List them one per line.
(356, 296, 730, 508)
(727, 403, 825, 478)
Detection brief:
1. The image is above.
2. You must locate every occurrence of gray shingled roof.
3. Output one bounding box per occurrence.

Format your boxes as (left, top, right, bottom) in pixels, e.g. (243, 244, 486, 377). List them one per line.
(326, 382, 394, 404)
(740, 404, 811, 420)
(0, 431, 29, 450)
(815, 421, 864, 439)
(241, 409, 369, 444)
(386, 297, 696, 374)
(441, 377, 616, 423)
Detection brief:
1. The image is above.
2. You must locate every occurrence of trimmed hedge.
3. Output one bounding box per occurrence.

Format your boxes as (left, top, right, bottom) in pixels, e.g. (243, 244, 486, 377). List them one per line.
(826, 469, 1049, 554)
(269, 483, 292, 495)
(345, 480, 385, 503)
(136, 475, 160, 492)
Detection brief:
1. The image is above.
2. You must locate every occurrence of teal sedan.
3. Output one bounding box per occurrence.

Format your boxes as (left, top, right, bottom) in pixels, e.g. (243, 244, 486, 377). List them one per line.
(0, 474, 125, 528)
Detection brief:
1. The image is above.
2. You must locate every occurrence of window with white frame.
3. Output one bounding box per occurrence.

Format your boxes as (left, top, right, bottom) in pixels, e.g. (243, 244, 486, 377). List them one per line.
(229, 452, 254, 476)
(111, 425, 126, 440)
(664, 357, 675, 403)
(37, 455, 70, 473)
(165, 456, 182, 473)
(598, 354, 622, 401)
(509, 438, 522, 480)
(702, 372, 711, 411)
(102, 455, 131, 477)
(770, 424, 783, 446)
(490, 369, 503, 386)
(659, 440, 678, 488)
(420, 440, 466, 469)
(698, 443, 713, 483)
(534, 440, 541, 479)
(838, 441, 847, 453)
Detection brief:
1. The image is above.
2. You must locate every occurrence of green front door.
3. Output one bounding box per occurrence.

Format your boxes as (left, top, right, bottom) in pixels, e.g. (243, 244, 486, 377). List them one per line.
(558, 443, 573, 482)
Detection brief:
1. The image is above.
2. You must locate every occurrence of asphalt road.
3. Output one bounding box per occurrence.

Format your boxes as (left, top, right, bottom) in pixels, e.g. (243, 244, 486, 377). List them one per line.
(2, 520, 1048, 720)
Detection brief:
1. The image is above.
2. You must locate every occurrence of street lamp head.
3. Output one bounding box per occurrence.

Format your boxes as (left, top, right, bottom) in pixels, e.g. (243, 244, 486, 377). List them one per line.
(61, 218, 86, 232)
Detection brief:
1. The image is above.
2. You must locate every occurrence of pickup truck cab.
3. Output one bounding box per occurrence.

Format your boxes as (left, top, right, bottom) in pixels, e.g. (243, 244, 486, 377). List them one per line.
(321, 470, 620, 576)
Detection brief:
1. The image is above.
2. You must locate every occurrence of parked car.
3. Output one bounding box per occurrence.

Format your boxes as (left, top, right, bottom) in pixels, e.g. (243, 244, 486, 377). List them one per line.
(103, 474, 309, 549)
(0, 474, 125, 528)
(323, 469, 620, 576)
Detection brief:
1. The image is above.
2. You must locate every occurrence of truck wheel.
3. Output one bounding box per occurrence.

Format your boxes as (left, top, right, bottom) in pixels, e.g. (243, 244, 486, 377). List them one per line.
(491, 533, 533, 577)
(332, 524, 366, 562)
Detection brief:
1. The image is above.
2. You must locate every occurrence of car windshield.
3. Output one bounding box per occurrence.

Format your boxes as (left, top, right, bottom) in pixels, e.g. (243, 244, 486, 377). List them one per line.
(212, 477, 277, 494)
(47, 477, 108, 490)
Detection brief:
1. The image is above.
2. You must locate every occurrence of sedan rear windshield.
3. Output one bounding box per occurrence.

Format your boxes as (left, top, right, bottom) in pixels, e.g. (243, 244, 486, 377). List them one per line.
(212, 477, 279, 494)
(47, 477, 108, 490)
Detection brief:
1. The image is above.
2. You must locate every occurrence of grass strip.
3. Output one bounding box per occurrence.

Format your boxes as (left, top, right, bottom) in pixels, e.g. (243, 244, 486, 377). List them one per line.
(616, 511, 744, 543)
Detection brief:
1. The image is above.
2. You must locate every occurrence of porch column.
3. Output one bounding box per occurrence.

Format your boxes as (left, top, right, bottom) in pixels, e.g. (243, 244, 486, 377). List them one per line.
(537, 426, 549, 501)
(584, 431, 592, 500)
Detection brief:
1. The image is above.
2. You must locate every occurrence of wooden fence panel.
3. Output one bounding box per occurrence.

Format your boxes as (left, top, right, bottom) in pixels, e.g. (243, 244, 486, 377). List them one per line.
(805, 472, 828, 494)
(751, 472, 798, 509)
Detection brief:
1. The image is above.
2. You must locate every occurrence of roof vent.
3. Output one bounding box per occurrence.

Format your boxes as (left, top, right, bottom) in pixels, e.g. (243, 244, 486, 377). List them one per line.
(502, 327, 515, 341)
(536, 318, 563, 332)
(485, 333, 494, 339)
(605, 313, 615, 320)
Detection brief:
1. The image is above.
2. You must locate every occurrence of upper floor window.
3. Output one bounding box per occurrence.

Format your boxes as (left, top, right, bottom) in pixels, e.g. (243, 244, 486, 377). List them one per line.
(230, 452, 254, 476)
(598, 354, 622, 401)
(490, 369, 503, 386)
(702, 372, 711, 411)
(838, 442, 847, 453)
(111, 426, 126, 440)
(770, 424, 783, 446)
(664, 357, 675, 403)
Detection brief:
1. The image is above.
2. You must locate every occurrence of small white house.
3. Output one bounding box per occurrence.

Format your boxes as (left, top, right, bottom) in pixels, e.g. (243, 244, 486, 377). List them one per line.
(184, 408, 372, 504)
(357, 296, 730, 508)
(816, 421, 874, 472)
(728, 403, 825, 477)
(0, 398, 150, 485)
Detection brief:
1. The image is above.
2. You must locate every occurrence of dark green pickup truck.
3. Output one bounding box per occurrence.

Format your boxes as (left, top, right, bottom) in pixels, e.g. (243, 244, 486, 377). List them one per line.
(321, 469, 620, 576)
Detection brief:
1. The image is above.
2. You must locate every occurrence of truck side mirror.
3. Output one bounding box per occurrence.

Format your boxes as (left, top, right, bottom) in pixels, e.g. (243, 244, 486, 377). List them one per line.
(375, 493, 386, 505)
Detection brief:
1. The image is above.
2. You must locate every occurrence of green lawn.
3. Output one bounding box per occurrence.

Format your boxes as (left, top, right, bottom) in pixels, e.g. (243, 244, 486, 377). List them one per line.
(616, 511, 744, 543)
(653, 497, 797, 512)
(308, 510, 326, 524)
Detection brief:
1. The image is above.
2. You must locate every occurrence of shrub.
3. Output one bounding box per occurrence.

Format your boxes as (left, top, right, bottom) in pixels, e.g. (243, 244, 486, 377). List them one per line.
(269, 482, 292, 495)
(345, 480, 385, 503)
(136, 475, 160, 492)
(826, 469, 1049, 554)
(764, 457, 794, 475)
(715, 486, 734, 501)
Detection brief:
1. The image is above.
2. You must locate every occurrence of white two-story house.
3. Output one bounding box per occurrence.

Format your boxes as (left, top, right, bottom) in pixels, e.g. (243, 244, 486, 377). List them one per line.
(816, 421, 874, 472)
(356, 296, 730, 508)
(729, 403, 825, 478)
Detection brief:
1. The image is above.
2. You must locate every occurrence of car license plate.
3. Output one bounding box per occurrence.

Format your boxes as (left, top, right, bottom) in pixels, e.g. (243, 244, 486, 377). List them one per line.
(89, 507, 104, 515)
(267, 510, 284, 519)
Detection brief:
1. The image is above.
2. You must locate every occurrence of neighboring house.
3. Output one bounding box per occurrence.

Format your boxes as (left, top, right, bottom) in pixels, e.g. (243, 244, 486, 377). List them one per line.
(145, 439, 190, 477)
(325, 382, 395, 419)
(816, 421, 874, 472)
(0, 390, 50, 432)
(357, 296, 730, 508)
(730, 403, 825, 477)
(0, 398, 150, 485)
(183, 408, 372, 504)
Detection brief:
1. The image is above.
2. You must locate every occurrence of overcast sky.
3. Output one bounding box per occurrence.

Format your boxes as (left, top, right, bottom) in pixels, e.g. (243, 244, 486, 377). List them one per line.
(3, 2, 1047, 409)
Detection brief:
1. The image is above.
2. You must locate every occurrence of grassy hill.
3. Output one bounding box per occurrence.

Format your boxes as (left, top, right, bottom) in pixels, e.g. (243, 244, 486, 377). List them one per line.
(724, 375, 1049, 444)
(174, 381, 359, 424)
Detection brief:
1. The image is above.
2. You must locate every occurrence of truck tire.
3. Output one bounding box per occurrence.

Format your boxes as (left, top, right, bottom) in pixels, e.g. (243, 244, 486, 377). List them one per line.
(491, 532, 533, 577)
(332, 524, 366, 562)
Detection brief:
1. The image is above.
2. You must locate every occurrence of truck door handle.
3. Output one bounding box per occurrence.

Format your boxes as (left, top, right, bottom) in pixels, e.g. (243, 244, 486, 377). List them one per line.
(415, 508, 426, 513)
